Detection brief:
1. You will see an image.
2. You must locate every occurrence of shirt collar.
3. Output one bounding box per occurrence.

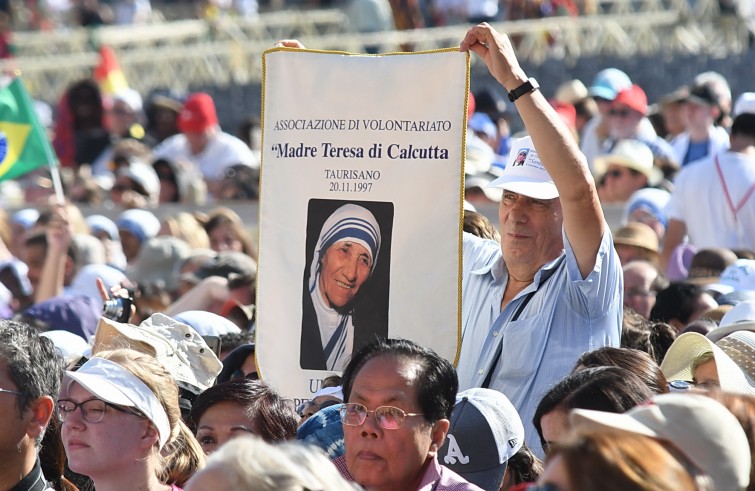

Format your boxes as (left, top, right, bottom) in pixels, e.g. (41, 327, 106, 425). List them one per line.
(10, 458, 47, 491)
(472, 251, 566, 283)
(417, 456, 443, 489)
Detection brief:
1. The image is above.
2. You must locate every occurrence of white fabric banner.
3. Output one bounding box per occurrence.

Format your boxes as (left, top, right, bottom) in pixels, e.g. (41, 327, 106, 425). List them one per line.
(256, 48, 468, 403)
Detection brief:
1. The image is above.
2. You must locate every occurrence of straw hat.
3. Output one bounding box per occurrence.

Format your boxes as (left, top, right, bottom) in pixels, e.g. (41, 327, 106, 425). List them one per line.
(660, 332, 754, 395)
(613, 222, 659, 254)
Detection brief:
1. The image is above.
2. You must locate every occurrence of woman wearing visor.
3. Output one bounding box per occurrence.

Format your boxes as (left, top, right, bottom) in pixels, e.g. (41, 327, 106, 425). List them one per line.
(56, 349, 204, 491)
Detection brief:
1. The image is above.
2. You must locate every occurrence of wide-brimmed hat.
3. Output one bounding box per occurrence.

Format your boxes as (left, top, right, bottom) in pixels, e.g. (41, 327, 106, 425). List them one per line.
(594, 139, 660, 185)
(92, 314, 222, 392)
(716, 331, 755, 383)
(612, 222, 659, 255)
(127, 237, 192, 292)
(570, 393, 751, 491)
(660, 332, 754, 395)
(488, 136, 558, 200)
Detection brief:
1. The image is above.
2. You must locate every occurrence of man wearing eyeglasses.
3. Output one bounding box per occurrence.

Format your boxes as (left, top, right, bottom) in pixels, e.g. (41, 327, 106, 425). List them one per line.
(333, 338, 482, 490)
(0, 320, 62, 491)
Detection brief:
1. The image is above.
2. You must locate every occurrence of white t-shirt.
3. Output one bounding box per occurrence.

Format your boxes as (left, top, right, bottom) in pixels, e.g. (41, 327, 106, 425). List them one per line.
(666, 150, 755, 249)
(153, 131, 258, 181)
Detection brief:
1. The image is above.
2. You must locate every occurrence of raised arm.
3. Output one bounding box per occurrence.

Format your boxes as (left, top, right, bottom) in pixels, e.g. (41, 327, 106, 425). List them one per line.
(460, 24, 605, 278)
(34, 204, 72, 304)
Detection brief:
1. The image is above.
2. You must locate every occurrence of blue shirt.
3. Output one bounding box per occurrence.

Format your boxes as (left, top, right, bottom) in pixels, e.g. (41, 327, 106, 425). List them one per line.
(457, 228, 622, 454)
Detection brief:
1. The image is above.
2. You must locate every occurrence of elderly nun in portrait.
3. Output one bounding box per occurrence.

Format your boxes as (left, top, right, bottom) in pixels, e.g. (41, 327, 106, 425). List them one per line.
(300, 203, 383, 371)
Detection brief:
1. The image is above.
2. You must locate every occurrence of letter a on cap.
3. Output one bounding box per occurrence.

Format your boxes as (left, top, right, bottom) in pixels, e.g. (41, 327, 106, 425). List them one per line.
(443, 434, 470, 465)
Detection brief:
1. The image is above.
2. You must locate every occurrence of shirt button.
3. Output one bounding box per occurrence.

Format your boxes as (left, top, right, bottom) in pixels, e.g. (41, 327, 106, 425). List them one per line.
(478, 369, 484, 375)
(492, 331, 499, 337)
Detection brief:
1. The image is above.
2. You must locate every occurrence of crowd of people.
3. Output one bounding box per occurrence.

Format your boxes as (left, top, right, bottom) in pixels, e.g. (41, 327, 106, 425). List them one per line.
(0, 21, 753, 491)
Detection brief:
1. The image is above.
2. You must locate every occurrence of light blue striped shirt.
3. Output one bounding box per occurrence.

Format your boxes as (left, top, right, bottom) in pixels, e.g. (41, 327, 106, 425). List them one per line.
(457, 228, 622, 454)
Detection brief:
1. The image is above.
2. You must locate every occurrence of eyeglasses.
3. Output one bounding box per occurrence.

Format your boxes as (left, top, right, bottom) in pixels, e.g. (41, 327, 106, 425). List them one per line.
(56, 398, 142, 424)
(624, 287, 656, 298)
(609, 108, 634, 118)
(339, 402, 424, 430)
(606, 167, 640, 179)
(0, 387, 22, 397)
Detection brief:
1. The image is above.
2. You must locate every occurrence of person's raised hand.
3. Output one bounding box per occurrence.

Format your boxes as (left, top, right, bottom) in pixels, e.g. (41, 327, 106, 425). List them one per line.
(459, 23, 528, 91)
(46, 204, 72, 254)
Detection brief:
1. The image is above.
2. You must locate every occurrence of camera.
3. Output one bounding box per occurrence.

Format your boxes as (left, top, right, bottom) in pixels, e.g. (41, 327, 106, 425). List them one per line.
(102, 296, 133, 323)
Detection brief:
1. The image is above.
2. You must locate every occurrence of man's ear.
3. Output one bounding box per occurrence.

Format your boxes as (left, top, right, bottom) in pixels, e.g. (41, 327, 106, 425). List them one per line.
(429, 418, 450, 457)
(26, 396, 54, 440)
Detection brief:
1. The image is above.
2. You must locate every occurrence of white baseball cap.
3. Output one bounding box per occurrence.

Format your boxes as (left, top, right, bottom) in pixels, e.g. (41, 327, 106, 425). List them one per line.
(707, 259, 755, 296)
(65, 357, 171, 450)
(707, 301, 755, 342)
(488, 136, 559, 200)
(571, 393, 751, 491)
(733, 92, 755, 117)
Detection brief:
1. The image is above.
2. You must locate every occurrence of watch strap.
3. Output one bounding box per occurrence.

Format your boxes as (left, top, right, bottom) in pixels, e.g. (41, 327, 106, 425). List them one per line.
(507, 78, 540, 102)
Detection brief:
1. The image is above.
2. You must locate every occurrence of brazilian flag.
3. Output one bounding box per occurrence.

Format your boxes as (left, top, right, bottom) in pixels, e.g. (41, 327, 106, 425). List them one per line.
(0, 78, 56, 182)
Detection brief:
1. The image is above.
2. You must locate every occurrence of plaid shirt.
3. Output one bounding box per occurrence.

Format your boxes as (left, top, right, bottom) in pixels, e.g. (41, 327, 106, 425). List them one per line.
(331, 455, 483, 491)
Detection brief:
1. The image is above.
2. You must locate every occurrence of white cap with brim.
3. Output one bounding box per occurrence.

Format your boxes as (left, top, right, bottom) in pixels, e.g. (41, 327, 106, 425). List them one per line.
(706, 259, 755, 296)
(487, 136, 559, 200)
(570, 393, 752, 491)
(65, 357, 171, 450)
(593, 139, 662, 186)
(707, 301, 755, 342)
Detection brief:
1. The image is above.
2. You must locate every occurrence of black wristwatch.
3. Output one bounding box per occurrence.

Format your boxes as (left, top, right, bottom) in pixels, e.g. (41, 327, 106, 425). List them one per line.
(507, 78, 540, 102)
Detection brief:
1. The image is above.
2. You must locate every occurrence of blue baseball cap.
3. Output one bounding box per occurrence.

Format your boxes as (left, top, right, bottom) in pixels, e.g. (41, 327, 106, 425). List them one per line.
(589, 68, 632, 101)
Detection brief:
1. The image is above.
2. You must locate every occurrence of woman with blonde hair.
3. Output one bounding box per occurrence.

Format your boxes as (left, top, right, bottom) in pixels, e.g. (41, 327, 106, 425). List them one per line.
(534, 429, 709, 491)
(57, 348, 204, 490)
(160, 212, 210, 250)
(202, 207, 256, 260)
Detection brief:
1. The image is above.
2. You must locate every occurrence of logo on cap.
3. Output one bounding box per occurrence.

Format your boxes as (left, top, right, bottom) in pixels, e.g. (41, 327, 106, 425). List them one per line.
(513, 149, 529, 167)
(443, 434, 470, 465)
(508, 438, 518, 449)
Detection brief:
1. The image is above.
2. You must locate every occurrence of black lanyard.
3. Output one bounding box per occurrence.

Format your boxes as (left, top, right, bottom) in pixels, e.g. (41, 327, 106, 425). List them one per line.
(480, 290, 536, 389)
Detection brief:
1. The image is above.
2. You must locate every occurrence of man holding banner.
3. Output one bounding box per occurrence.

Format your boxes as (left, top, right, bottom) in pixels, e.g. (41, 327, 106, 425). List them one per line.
(457, 24, 622, 454)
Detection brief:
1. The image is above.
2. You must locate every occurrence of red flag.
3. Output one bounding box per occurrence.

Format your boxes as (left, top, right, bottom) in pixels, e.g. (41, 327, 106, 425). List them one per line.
(93, 46, 128, 96)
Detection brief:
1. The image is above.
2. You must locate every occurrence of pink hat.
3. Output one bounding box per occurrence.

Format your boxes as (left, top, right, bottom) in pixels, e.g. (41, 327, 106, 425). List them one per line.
(613, 84, 648, 116)
(178, 93, 218, 133)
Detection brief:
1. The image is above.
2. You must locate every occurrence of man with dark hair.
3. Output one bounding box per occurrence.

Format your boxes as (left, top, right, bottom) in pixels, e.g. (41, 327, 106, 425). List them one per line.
(663, 93, 755, 265)
(0, 320, 63, 490)
(649, 282, 717, 332)
(334, 338, 481, 490)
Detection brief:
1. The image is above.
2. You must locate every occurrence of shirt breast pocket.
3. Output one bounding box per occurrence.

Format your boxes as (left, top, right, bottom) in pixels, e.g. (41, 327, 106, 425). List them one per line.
(498, 312, 548, 380)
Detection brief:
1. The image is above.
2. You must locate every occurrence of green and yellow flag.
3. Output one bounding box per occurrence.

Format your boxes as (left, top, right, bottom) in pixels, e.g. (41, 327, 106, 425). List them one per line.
(0, 78, 56, 182)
